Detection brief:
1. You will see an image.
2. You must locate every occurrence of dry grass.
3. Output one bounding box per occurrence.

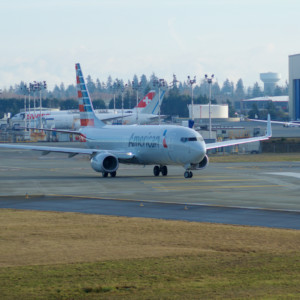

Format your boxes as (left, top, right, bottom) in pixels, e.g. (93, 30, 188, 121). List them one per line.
(0, 209, 299, 267)
(1, 209, 300, 299)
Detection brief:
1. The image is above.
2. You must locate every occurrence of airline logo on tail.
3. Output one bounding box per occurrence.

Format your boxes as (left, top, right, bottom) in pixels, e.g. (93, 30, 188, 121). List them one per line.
(76, 63, 95, 127)
(137, 91, 155, 108)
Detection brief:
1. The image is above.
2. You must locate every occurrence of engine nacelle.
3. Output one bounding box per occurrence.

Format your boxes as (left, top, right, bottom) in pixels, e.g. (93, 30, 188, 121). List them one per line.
(191, 154, 209, 170)
(90, 153, 119, 173)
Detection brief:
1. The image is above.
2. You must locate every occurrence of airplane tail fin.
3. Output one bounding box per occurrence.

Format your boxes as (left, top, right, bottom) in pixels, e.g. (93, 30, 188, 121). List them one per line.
(141, 90, 165, 115)
(131, 90, 156, 113)
(75, 63, 105, 128)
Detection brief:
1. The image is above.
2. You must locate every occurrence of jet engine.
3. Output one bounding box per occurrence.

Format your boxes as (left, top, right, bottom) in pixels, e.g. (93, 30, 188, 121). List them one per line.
(90, 152, 119, 173)
(191, 155, 209, 170)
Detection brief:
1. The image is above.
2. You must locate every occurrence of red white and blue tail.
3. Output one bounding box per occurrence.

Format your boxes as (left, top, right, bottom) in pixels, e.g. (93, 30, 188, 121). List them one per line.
(75, 63, 105, 128)
(135, 90, 156, 110)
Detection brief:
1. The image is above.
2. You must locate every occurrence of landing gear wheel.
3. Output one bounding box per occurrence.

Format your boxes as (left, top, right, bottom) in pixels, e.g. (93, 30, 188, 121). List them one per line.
(161, 166, 168, 176)
(110, 171, 117, 177)
(102, 172, 108, 178)
(184, 171, 193, 178)
(153, 166, 160, 176)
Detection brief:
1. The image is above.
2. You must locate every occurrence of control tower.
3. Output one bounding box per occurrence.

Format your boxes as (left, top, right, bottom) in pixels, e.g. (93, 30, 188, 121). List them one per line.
(260, 72, 281, 95)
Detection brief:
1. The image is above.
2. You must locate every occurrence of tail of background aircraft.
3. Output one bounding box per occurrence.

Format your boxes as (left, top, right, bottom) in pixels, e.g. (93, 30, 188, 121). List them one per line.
(133, 90, 156, 112)
(141, 90, 165, 115)
(75, 63, 105, 128)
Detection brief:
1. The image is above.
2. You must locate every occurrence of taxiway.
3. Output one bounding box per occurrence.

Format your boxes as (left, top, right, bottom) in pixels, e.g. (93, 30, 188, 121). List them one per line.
(1, 145, 300, 229)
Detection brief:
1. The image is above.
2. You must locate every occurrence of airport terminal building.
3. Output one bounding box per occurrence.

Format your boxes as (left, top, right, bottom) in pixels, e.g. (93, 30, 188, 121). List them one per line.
(289, 54, 300, 120)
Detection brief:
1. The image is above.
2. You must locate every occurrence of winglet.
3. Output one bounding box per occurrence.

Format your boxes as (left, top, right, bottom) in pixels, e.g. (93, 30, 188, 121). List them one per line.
(266, 114, 272, 137)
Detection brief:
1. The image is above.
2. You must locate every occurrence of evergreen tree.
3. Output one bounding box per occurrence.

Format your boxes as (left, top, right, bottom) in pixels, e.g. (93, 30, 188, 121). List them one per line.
(93, 99, 106, 109)
(226, 99, 236, 117)
(221, 79, 233, 96)
(95, 78, 102, 92)
(212, 82, 221, 97)
(106, 75, 113, 91)
(86, 75, 96, 94)
(235, 79, 245, 100)
(140, 74, 148, 93)
(252, 82, 263, 98)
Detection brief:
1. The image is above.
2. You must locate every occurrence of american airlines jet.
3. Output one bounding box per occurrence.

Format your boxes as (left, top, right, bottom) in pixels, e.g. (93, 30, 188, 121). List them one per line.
(0, 64, 272, 178)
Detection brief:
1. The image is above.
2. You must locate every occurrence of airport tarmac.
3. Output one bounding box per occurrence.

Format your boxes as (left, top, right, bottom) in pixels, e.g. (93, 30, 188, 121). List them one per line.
(0, 145, 300, 229)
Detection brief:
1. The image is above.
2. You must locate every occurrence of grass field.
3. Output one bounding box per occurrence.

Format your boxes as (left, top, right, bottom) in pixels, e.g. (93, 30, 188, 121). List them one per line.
(209, 153, 300, 163)
(0, 209, 300, 299)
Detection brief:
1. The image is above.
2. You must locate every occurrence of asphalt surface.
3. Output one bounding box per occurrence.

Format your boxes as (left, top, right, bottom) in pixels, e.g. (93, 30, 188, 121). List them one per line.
(0, 195, 300, 229)
(1, 143, 300, 229)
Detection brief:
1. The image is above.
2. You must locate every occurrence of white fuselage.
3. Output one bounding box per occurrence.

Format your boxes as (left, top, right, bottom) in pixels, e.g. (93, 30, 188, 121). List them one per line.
(81, 125, 206, 166)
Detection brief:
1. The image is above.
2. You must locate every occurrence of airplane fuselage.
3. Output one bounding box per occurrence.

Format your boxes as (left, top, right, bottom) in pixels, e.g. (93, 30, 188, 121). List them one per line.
(81, 125, 206, 166)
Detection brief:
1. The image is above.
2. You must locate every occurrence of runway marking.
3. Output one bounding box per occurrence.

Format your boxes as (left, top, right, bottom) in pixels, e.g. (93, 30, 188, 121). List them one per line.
(144, 179, 263, 184)
(226, 166, 261, 170)
(152, 185, 287, 191)
(265, 172, 300, 179)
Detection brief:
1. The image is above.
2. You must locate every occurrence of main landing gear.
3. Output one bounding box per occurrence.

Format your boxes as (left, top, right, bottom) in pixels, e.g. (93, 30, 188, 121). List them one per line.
(102, 171, 117, 178)
(153, 165, 168, 177)
(184, 170, 193, 178)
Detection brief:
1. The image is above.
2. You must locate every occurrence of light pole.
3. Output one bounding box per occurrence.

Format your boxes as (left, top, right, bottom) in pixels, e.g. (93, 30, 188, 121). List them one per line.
(121, 84, 128, 123)
(187, 76, 196, 122)
(132, 80, 141, 124)
(36, 81, 47, 128)
(21, 84, 29, 132)
(153, 78, 167, 125)
(205, 74, 214, 139)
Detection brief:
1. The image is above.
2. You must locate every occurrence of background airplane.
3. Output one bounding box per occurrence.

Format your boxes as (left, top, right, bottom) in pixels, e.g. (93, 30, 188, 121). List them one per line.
(11, 90, 165, 129)
(0, 64, 272, 178)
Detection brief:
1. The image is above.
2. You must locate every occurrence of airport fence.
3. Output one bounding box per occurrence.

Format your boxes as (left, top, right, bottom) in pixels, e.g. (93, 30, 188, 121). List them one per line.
(262, 139, 300, 153)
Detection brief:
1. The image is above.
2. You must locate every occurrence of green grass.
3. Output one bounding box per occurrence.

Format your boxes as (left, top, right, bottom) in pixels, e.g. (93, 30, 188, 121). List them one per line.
(1, 254, 300, 299)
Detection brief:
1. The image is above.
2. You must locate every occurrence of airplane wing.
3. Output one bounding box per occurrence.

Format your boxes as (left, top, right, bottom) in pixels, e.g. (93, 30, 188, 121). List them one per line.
(248, 118, 300, 127)
(206, 114, 272, 150)
(22, 127, 81, 135)
(0, 143, 135, 160)
(99, 113, 132, 122)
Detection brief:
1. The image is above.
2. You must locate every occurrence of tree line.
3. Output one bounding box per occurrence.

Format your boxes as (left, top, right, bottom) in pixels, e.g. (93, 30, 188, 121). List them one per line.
(0, 73, 289, 120)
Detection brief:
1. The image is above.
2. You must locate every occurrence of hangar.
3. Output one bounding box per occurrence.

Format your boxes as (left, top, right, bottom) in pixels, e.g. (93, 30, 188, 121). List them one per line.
(289, 54, 300, 120)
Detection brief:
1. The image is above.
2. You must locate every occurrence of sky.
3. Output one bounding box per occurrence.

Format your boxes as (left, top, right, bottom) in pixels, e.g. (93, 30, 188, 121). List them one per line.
(1, 0, 300, 91)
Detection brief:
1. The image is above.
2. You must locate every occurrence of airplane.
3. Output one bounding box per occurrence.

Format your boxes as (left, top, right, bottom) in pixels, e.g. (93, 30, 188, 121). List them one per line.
(0, 63, 272, 178)
(11, 90, 165, 129)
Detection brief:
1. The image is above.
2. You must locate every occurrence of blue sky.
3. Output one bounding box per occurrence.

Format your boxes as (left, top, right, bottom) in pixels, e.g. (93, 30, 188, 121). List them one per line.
(0, 0, 299, 90)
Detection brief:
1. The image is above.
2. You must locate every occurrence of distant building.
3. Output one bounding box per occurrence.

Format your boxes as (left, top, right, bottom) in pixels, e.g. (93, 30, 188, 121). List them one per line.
(289, 54, 300, 120)
(188, 104, 228, 119)
(260, 72, 281, 95)
(241, 96, 289, 112)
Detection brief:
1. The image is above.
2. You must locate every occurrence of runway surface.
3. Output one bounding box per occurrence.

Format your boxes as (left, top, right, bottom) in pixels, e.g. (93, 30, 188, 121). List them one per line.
(1, 144, 300, 229)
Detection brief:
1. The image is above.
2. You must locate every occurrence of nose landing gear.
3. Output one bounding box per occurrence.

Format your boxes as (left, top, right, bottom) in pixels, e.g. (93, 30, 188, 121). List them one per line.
(184, 170, 193, 178)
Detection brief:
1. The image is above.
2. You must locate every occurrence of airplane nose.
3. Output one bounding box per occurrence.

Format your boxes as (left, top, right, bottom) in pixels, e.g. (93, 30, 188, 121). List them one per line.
(190, 141, 206, 163)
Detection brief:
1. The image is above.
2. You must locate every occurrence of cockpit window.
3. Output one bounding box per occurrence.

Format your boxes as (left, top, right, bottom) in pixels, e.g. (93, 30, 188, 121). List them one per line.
(180, 136, 203, 143)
